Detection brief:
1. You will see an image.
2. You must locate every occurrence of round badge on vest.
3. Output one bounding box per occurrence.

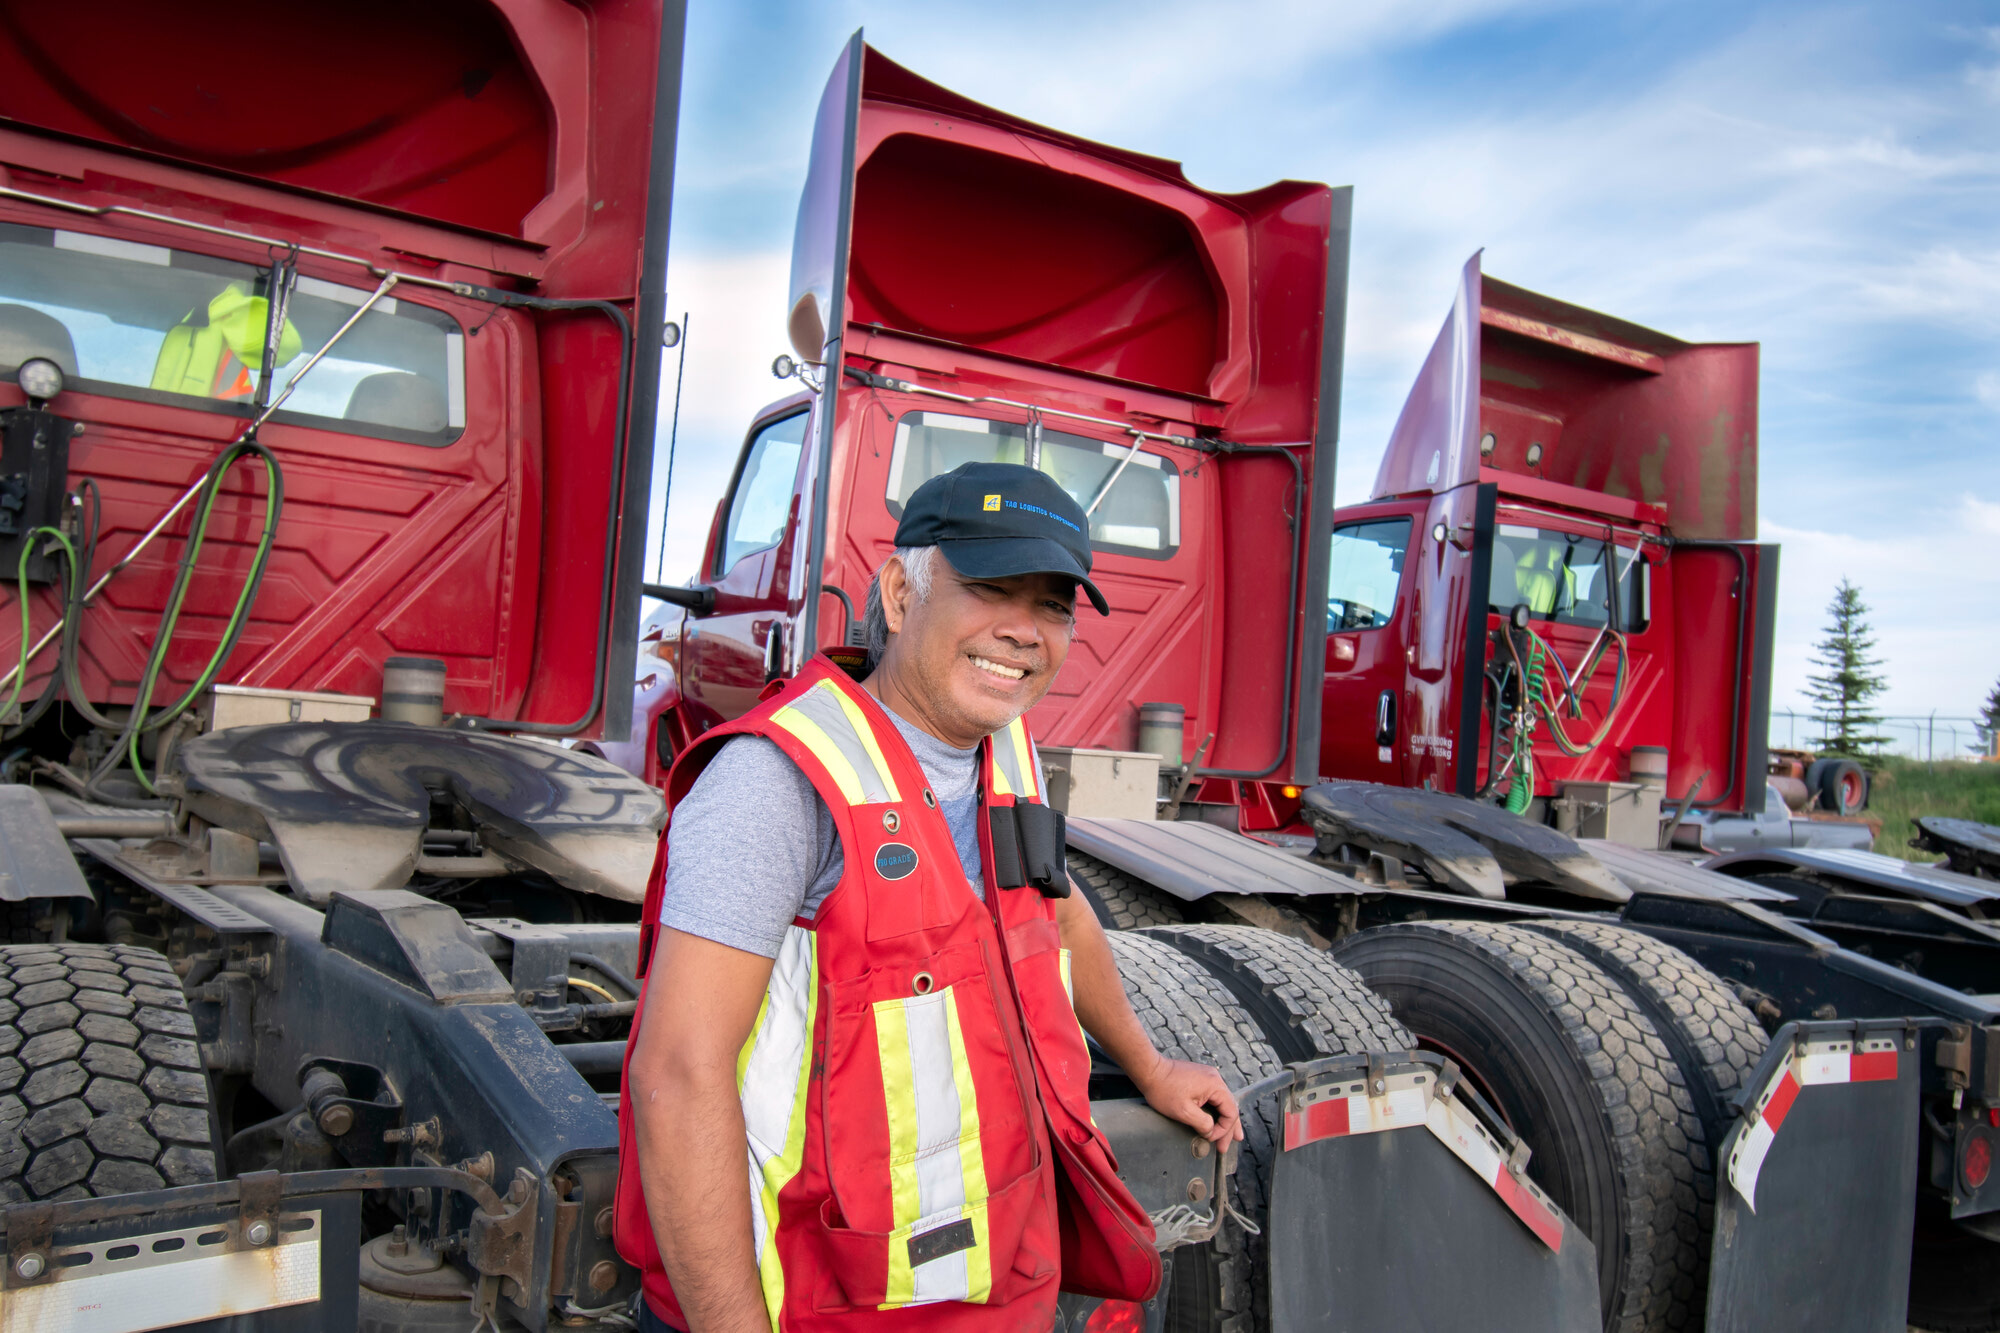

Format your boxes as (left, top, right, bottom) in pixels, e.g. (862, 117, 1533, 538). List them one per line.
(874, 842, 919, 880)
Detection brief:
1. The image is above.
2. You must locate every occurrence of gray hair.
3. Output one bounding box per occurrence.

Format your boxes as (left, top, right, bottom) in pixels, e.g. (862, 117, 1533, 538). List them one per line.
(862, 545, 937, 670)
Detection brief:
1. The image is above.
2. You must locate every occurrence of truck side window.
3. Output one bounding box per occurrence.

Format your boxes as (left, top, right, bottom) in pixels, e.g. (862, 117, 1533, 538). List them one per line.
(0, 223, 465, 444)
(1326, 518, 1411, 631)
(716, 411, 809, 574)
(1489, 524, 1645, 631)
(885, 409, 1180, 559)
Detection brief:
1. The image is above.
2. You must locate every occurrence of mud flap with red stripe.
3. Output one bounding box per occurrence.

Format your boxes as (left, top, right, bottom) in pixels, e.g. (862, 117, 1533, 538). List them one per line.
(1706, 1019, 1924, 1333)
(1265, 1054, 1599, 1333)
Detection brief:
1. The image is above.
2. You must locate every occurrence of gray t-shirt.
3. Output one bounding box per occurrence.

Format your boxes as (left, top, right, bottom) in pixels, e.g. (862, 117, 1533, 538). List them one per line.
(659, 707, 984, 959)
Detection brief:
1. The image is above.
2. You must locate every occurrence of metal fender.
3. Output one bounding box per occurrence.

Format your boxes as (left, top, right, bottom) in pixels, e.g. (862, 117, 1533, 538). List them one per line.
(1706, 1019, 1925, 1333)
(1260, 1053, 1599, 1333)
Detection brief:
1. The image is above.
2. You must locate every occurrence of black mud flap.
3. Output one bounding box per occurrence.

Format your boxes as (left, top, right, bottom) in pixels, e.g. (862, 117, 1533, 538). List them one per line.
(1706, 1019, 1923, 1333)
(1264, 1054, 1599, 1333)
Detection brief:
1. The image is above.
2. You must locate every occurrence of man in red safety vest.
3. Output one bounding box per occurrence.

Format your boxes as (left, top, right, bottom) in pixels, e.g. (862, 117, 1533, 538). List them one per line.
(617, 462, 1242, 1332)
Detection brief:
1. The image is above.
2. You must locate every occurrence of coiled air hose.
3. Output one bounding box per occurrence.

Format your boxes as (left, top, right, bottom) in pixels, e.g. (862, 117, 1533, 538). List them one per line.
(94, 439, 285, 797)
(1496, 622, 1629, 812)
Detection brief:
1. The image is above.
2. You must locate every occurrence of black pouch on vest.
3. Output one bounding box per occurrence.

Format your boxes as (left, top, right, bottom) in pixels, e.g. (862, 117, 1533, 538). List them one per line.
(989, 803, 1070, 898)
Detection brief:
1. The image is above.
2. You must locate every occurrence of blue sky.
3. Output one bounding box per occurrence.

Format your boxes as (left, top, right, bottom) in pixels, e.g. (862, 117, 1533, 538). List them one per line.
(642, 0, 2000, 748)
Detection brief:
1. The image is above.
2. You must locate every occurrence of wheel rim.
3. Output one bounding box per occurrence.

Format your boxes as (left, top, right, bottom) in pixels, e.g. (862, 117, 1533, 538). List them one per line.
(1840, 771, 1863, 810)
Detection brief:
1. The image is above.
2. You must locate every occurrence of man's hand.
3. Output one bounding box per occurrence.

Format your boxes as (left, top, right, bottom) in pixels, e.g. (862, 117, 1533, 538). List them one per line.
(1129, 1053, 1244, 1144)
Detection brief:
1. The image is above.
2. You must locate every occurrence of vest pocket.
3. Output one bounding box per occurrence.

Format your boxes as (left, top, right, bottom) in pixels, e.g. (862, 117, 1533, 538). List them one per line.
(812, 1158, 1055, 1311)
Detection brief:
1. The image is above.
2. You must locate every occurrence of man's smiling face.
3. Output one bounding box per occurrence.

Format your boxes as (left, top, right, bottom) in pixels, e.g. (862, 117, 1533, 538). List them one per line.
(878, 553, 1077, 748)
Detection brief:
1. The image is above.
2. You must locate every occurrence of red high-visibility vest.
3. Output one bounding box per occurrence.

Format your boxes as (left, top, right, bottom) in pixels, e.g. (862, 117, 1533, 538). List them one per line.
(614, 656, 1159, 1330)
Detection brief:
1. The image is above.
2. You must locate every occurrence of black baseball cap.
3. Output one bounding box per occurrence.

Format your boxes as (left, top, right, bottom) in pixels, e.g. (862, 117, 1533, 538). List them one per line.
(894, 462, 1110, 615)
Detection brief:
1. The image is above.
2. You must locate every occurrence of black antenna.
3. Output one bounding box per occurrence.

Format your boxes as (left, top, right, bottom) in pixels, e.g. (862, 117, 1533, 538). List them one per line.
(655, 310, 690, 585)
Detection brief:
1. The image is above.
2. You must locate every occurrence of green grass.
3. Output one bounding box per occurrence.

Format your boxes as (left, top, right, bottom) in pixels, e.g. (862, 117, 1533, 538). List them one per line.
(1864, 757, 2000, 861)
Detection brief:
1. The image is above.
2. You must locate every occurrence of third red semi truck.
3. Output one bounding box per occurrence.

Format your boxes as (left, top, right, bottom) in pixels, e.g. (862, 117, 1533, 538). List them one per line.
(633, 37, 2000, 1333)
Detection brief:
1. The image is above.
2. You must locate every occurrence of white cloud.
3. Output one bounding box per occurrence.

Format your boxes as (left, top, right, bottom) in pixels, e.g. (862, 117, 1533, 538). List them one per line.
(1978, 370, 2000, 408)
(1765, 496, 2000, 720)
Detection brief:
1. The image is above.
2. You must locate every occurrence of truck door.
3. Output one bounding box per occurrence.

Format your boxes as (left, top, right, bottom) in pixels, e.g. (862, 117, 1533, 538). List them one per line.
(1402, 481, 1497, 794)
(1321, 506, 1423, 782)
(678, 408, 811, 731)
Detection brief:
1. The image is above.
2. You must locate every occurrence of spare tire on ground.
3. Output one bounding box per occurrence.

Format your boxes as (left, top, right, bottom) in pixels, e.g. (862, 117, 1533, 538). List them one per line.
(1807, 758, 1869, 814)
(1107, 930, 1279, 1333)
(0, 943, 217, 1203)
(1332, 921, 1707, 1333)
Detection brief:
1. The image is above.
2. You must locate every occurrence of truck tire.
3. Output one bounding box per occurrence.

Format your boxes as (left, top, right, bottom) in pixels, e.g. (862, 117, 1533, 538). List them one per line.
(1332, 921, 1706, 1333)
(1810, 759, 1868, 814)
(1137, 924, 1413, 1063)
(0, 944, 217, 1204)
(1108, 930, 1281, 1333)
(1071, 851, 1185, 930)
(1521, 922, 1766, 1153)
(1523, 921, 1768, 1319)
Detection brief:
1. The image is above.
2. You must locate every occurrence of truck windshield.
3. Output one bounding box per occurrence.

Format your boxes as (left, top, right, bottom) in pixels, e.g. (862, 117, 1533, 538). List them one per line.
(885, 410, 1179, 559)
(1490, 524, 1644, 631)
(0, 223, 464, 444)
(1326, 518, 1411, 630)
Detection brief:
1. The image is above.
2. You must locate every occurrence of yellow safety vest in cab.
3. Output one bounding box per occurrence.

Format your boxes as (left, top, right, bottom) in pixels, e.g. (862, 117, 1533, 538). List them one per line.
(150, 281, 302, 401)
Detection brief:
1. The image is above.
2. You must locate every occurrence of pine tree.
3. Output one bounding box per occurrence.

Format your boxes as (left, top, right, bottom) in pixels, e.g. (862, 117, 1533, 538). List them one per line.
(1804, 578, 1888, 760)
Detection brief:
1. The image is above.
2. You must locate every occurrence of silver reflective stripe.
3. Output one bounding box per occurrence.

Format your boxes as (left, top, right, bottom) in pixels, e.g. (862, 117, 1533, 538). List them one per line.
(990, 721, 1031, 800)
(740, 925, 818, 1324)
(787, 682, 897, 805)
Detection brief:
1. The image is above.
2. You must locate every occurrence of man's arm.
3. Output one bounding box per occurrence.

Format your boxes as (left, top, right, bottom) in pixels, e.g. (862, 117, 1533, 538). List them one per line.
(627, 927, 777, 1333)
(1054, 888, 1242, 1144)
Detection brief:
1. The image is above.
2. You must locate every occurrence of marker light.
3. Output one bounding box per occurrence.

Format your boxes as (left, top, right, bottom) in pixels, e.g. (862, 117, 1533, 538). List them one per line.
(771, 354, 797, 380)
(16, 357, 63, 402)
(1281, 785, 1302, 799)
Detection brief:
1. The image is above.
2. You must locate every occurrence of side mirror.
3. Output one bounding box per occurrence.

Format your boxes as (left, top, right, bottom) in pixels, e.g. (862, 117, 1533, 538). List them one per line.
(643, 582, 717, 615)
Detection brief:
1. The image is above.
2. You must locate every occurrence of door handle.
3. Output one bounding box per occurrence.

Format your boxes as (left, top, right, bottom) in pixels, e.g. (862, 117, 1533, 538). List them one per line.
(1374, 690, 1396, 747)
(764, 621, 788, 683)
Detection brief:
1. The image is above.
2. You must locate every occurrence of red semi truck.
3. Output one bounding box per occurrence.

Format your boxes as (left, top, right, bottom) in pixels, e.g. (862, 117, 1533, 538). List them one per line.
(634, 39, 2000, 1333)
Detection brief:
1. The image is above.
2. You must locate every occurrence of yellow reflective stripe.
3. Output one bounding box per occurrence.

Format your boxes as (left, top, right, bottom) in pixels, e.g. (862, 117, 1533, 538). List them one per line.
(1008, 721, 1039, 801)
(738, 927, 818, 1331)
(769, 702, 868, 805)
(944, 990, 993, 1304)
(988, 743, 1015, 799)
(988, 719, 1039, 802)
(827, 684, 903, 803)
(873, 985, 993, 1308)
(874, 996, 925, 1309)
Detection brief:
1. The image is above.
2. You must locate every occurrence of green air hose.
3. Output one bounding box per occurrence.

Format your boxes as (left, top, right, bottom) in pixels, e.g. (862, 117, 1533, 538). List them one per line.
(112, 439, 285, 794)
(1503, 637, 1546, 814)
(4, 526, 78, 726)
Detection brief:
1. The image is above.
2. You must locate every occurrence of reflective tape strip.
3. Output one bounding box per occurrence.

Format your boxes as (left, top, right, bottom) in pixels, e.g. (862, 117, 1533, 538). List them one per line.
(827, 685, 905, 803)
(1282, 1086, 1428, 1147)
(989, 719, 1038, 800)
(1727, 1035, 1899, 1211)
(1281, 1073, 1562, 1251)
(1424, 1095, 1565, 1252)
(737, 926, 818, 1330)
(771, 681, 899, 805)
(874, 985, 992, 1308)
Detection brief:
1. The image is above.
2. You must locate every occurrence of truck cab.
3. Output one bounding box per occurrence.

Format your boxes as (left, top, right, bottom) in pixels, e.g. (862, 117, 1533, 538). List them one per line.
(1318, 257, 1778, 832)
(646, 40, 1350, 794)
